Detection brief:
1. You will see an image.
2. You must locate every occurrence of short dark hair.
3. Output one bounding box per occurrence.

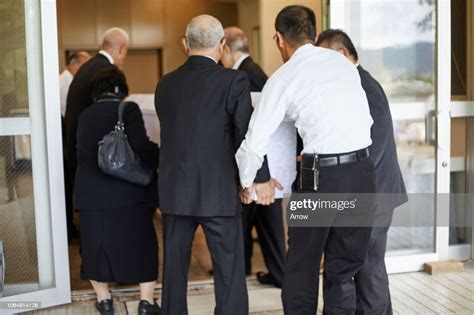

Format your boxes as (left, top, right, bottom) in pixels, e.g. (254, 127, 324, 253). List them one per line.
(275, 5, 317, 46)
(316, 29, 359, 61)
(67, 52, 80, 65)
(66, 51, 89, 65)
(91, 68, 129, 101)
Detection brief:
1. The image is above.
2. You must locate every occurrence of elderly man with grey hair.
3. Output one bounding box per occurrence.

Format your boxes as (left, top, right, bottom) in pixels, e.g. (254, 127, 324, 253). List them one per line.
(220, 27, 286, 288)
(221, 27, 268, 92)
(155, 15, 274, 315)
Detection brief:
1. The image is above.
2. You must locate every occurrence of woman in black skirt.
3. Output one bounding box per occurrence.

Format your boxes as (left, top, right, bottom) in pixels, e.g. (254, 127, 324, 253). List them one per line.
(75, 68, 160, 315)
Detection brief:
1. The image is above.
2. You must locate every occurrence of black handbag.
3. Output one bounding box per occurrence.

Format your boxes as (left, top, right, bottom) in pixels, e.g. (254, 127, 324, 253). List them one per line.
(98, 100, 155, 186)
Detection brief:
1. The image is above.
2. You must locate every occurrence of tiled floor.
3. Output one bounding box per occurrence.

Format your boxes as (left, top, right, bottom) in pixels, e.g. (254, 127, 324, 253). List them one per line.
(28, 261, 474, 314)
(62, 211, 474, 314)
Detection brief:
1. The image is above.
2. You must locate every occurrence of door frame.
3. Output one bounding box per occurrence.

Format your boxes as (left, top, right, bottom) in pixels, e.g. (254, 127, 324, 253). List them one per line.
(0, 0, 70, 312)
(329, 0, 458, 273)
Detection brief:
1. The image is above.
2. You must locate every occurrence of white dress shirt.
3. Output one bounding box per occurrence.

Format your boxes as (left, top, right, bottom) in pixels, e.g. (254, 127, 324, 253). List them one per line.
(58, 69, 73, 117)
(235, 44, 373, 188)
(233, 54, 250, 69)
(99, 50, 114, 64)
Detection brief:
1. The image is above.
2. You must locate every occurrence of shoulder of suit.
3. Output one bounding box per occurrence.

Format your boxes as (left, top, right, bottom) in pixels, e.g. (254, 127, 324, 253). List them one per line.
(73, 56, 115, 80)
(358, 67, 383, 90)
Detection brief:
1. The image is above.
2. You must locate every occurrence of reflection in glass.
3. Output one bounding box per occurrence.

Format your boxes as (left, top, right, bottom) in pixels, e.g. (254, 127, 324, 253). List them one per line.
(0, 0, 29, 117)
(0, 0, 40, 294)
(338, 0, 436, 253)
(0, 135, 38, 285)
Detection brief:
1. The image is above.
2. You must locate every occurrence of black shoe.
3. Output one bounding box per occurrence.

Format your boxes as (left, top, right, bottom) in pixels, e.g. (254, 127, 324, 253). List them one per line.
(138, 299, 161, 315)
(256, 271, 281, 288)
(95, 299, 114, 315)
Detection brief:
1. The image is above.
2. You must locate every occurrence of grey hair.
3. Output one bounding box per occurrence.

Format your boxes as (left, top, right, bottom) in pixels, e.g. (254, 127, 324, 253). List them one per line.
(101, 27, 130, 48)
(185, 15, 224, 50)
(224, 27, 249, 53)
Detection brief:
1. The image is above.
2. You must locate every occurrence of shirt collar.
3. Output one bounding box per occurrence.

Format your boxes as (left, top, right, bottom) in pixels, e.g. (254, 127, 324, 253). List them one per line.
(233, 54, 250, 70)
(290, 43, 314, 60)
(203, 55, 218, 63)
(99, 50, 114, 64)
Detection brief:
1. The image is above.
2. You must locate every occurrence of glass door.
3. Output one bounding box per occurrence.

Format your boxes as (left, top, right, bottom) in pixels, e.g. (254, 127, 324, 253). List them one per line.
(330, 0, 452, 272)
(0, 0, 70, 313)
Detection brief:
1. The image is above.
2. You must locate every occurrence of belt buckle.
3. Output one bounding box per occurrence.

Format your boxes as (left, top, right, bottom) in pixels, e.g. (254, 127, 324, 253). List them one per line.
(312, 154, 319, 191)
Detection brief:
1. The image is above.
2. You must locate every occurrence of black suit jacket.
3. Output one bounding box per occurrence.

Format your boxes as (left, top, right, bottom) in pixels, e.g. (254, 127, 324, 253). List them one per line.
(238, 57, 268, 92)
(65, 54, 116, 180)
(155, 56, 270, 217)
(358, 65, 407, 211)
(75, 96, 159, 210)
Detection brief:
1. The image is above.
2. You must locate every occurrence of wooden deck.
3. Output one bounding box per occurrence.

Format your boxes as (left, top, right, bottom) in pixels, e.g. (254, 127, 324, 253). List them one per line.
(28, 261, 473, 315)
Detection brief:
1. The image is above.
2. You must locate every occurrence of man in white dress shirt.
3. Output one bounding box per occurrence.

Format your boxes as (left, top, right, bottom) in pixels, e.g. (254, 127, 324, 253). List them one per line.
(236, 5, 376, 314)
(59, 51, 91, 117)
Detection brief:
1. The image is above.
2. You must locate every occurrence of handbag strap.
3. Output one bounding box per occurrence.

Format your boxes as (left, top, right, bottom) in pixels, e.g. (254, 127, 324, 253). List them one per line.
(115, 100, 127, 131)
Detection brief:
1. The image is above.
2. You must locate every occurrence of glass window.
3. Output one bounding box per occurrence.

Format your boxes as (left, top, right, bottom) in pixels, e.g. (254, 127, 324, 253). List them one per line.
(0, 0, 30, 118)
(332, 0, 437, 254)
(0, 0, 57, 297)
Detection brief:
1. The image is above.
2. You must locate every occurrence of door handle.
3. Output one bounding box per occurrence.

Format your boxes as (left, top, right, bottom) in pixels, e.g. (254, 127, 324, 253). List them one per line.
(0, 240, 4, 297)
(425, 110, 437, 145)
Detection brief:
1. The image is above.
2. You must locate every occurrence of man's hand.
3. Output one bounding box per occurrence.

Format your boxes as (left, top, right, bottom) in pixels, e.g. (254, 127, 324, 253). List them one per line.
(255, 178, 284, 206)
(240, 185, 254, 204)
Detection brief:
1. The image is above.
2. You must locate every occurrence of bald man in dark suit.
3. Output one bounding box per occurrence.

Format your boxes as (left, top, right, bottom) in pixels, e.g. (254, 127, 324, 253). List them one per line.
(220, 26, 286, 288)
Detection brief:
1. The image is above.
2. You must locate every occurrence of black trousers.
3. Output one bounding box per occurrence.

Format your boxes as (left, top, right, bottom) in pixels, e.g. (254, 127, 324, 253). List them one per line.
(282, 158, 376, 315)
(355, 210, 394, 315)
(242, 200, 286, 283)
(161, 214, 248, 315)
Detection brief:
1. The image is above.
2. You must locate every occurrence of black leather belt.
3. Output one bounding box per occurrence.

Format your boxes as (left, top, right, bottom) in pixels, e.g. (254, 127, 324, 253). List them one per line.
(302, 148, 370, 169)
(299, 148, 370, 191)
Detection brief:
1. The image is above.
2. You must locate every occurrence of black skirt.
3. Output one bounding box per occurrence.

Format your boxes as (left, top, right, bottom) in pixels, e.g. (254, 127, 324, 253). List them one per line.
(79, 207, 158, 284)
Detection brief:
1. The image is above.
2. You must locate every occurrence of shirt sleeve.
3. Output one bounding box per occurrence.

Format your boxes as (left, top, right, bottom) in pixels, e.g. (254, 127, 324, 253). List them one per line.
(235, 76, 290, 188)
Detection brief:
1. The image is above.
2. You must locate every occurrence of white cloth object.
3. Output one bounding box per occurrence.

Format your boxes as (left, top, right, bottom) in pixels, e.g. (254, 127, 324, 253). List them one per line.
(250, 92, 296, 199)
(125, 94, 160, 145)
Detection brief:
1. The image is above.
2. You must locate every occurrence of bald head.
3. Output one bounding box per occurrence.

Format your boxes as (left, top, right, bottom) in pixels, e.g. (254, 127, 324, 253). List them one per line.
(224, 27, 249, 53)
(185, 15, 224, 51)
(101, 27, 129, 67)
(102, 27, 129, 49)
(220, 26, 251, 68)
